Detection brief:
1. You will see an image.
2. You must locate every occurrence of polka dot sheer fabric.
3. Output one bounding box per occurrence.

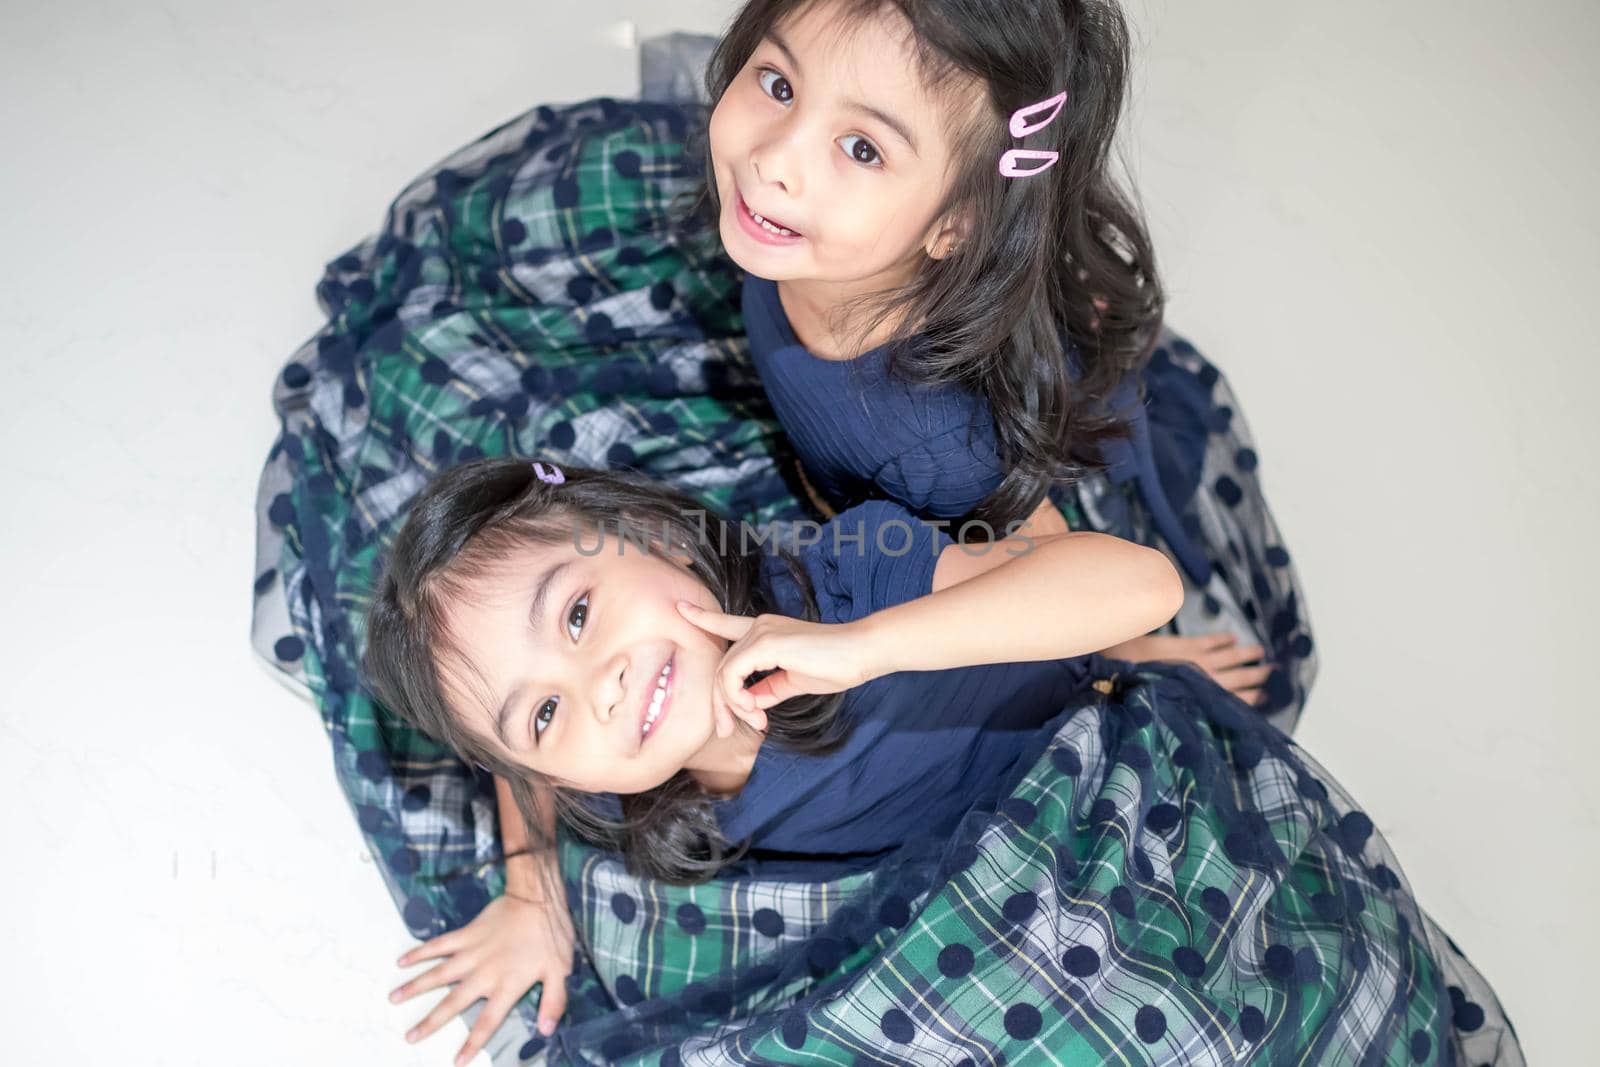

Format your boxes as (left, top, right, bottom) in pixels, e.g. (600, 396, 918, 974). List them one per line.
(547, 658, 1521, 1065)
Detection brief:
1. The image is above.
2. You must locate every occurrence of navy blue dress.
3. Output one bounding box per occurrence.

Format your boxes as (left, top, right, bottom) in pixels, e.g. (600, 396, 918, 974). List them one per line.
(710, 499, 1094, 872)
(741, 269, 1322, 737)
(741, 271, 1216, 588)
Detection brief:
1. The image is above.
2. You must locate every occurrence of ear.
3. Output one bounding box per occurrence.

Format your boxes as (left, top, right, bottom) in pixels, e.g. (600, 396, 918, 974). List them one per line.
(925, 208, 971, 260)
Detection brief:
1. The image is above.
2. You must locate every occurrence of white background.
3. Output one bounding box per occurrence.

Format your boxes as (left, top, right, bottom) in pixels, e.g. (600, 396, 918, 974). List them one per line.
(2, 0, 1593, 1062)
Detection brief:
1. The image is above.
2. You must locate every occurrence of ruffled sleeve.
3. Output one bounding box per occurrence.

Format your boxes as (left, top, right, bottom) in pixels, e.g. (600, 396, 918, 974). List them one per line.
(775, 498, 956, 625)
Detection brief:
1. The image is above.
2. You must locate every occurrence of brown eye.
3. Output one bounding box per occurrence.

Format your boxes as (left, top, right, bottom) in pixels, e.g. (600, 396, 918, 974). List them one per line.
(567, 594, 588, 638)
(757, 68, 793, 104)
(841, 134, 882, 167)
(533, 698, 557, 743)
(531, 593, 589, 746)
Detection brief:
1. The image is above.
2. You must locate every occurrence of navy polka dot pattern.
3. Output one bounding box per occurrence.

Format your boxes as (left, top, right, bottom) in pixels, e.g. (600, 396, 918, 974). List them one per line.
(1004, 1003, 1042, 1041)
(674, 902, 705, 935)
(751, 907, 784, 938)
(1135, 1004, 1168, 1043)
(880, 1007, 914, 1042)
(1062, 944, 1099, 976)
(779, 1011, 807, 1049)
(1002, 890, 1038, 924)
(1173, 946, 1206, 979)
(937, 942, 974, 978)
(540, 659, 1521, 1066)
(1068, 335, 1321, 738)
(1240, 1004, 1267, 1043)
(876, 895, 909, 928)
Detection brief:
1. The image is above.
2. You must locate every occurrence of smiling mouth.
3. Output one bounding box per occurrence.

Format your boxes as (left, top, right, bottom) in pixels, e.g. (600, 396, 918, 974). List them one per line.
(737, 190, 803, 238)
(640, 653, 674, 744)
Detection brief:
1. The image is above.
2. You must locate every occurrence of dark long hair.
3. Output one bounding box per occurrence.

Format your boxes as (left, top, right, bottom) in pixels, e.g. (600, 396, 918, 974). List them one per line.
(359, 456, 853, 888)
(670, 0, 1164, 530)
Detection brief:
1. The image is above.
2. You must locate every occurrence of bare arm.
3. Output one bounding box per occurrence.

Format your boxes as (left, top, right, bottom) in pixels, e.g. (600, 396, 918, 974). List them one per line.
(1016, 495, 1174, 656)
(860, 526, 1184, 677)
(494, 772, 562, 905)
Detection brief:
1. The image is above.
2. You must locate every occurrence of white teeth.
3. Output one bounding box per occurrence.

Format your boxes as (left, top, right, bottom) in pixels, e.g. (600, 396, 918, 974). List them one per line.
(642, 661, 672, 736)
(749, 207, 796, 236)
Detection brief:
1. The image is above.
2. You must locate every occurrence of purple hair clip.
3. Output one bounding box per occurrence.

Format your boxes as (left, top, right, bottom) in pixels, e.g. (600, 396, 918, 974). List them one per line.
(998, 89, 1068, 178)
(532, 461, 565, 485)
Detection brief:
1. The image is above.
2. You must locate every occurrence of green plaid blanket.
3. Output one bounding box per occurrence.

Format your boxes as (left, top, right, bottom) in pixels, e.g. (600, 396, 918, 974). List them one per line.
(249, 95, 1519, 1064)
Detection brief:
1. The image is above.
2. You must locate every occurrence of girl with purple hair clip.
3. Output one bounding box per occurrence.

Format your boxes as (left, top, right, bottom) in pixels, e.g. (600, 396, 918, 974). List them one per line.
(362, 455, 1519, 1066)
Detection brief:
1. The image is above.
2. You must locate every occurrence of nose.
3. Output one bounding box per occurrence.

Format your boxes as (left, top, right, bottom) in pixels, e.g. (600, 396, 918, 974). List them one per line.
(589, 648, 630, 729)
(753, 157, 784, 195)
(751, 132, 799, 198)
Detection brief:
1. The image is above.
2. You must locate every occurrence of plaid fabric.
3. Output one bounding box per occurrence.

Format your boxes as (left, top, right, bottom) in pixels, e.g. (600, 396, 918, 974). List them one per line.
(534, 661, 1521, 1066)
(248, 95, 1517, 1064)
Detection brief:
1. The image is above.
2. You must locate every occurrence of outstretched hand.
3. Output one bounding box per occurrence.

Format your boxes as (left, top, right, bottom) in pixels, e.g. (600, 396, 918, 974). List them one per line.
(675, 600, 881, 732)
(390, 892, 575, 1066)
(1101, 631, 1272, 706)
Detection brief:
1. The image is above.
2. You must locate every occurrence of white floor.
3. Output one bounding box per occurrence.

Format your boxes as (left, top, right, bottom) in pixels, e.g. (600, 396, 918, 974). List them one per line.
(3, 0, 1593, 1062)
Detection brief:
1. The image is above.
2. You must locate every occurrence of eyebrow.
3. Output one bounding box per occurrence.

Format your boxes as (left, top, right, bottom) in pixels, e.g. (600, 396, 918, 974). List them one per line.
(492, 558, 574, 747)
(763, 29, 920, 157)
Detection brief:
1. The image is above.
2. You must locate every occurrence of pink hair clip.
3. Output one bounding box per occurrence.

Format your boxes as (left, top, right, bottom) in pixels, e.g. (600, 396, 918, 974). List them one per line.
(532, 461, 565, 485)
(998, 89, 1068, 178)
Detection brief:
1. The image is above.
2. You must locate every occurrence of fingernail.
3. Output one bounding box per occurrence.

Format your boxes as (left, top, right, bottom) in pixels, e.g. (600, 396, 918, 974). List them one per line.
(406, 1028, 418, 1042)
(389, 989, 401, 1002)
(540, 1019, 556, 1036)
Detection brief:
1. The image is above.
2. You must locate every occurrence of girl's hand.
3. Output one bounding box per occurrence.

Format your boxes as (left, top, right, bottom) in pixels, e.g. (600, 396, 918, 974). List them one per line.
(1101, 632, 1272, 706)
(675, 600, 880, 731)
(390, 892, 575, 1066)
